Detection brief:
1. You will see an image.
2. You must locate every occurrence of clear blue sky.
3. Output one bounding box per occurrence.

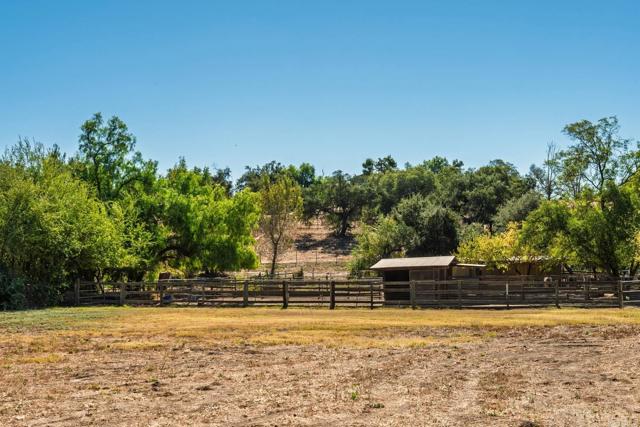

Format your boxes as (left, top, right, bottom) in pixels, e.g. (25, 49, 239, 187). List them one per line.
(1, 1, 638, 178)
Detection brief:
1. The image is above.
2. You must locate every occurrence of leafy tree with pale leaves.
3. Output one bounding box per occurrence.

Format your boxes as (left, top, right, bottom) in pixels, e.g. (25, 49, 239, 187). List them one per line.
(258, 175, 303, 276)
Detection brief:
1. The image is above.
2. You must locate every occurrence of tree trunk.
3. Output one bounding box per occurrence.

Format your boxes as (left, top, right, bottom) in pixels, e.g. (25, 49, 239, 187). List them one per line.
(338, 215, 349, 237)
(270, 246, 278, 277)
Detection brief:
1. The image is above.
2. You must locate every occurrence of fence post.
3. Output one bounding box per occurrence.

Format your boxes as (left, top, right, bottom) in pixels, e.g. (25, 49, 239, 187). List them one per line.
(618, 280, 624, 309)
(457, 280, 462, 308)
(243, 280, 249, 307)
(282, 280, 289, 309)
(410, 280, 416, 309)
(369, 282, 374, 310)
(329, 281, 336, 309)
(159, 282, 164, 306)
(119, 283, 126, 306)
(584, 282, 589, 306)
(505, 282, 510, 309)
(74, 278, 80, 306)
(554, 279, 560, 309)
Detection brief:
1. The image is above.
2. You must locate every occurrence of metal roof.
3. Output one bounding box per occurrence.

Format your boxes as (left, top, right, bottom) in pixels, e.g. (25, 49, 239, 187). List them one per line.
(370, 256, 457, 271)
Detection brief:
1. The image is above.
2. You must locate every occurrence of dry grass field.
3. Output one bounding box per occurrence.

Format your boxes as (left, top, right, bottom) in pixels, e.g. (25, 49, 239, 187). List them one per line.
(2, 307, 640, 426)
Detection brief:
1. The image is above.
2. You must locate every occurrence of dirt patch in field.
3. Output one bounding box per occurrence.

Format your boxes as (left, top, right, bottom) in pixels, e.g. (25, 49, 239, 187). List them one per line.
(1, 313, 640, 426)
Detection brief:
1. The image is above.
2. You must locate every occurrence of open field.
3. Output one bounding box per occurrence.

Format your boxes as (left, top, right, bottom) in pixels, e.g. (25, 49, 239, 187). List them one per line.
(2, 307, 640, 426)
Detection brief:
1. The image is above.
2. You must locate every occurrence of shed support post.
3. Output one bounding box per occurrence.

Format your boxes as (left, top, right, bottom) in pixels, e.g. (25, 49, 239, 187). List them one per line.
(410, 281, 416, 309)
(554, 279, 560, 309)
(243, 280, 249, 307)
(329, 281, 336, 309)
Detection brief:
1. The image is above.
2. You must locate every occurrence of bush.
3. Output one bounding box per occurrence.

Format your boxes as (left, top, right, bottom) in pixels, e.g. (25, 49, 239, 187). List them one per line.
(0, 271, 26, 310)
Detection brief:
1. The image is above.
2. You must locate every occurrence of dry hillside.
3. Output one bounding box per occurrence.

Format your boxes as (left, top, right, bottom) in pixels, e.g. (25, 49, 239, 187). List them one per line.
(254, 217, 356, 277)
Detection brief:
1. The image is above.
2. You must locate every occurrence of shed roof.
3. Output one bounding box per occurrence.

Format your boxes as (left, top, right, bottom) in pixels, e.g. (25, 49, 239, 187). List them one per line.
(370, 256, 457, 271)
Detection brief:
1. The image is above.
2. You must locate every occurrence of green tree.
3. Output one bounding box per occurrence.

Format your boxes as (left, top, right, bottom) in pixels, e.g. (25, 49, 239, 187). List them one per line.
(350, 195, 459, 273)
(237, 161, 316, 191)
(73, 113, 157, 201)
(456, 223, 536, 272)
(463, 160, 533, 231)
(520, 184, 640, 277)
(393, 195, 459, 256)
(0, 145, 122, 307)
(349, 216, 407, 274)
(141, 162, 261, 276)
(305, 171, 368, 237)
(529, 142, 561, 200)
(493, 191, 541, 232)
(258, 176, 303, 276)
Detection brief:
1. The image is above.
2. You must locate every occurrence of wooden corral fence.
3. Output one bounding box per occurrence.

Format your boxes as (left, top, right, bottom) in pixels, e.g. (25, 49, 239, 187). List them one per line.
(384, 276, 640, 309)
(74, 276, 640, 309)
(75, 278, 384, 309)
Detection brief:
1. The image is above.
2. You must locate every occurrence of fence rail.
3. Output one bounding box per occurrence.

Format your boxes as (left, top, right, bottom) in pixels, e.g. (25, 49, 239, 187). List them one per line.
(74, 277, 640, 309)
(76, 278, 384, 309)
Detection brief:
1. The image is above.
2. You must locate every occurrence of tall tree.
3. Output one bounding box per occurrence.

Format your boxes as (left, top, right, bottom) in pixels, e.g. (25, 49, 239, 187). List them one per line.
(305, 171, 368, 237)
(74, 113, 157, 201)
(529, 142, 561, 200)
(560, 116, 639, 194)
(258, 176, 303, 276)
(463, 160, 533, 231)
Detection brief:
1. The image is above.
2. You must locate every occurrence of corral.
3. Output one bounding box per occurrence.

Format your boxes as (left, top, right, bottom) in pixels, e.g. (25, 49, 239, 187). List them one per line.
(2, 307, 640, 426)
(74, 275, 640, 309)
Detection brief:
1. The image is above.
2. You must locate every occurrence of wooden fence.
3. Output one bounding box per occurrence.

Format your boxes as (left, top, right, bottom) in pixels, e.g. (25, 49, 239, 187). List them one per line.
(74, 276, 640, 309)
(75, 278, 384, 309)
(384, 277, 640, 308)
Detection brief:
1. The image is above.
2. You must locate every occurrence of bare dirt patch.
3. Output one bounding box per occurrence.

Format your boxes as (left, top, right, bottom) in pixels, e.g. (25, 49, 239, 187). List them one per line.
(1, 308, 640, 426)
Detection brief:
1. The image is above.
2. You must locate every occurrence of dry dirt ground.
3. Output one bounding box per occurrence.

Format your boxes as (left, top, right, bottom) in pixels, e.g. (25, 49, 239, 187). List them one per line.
(2, 307, 640, 426)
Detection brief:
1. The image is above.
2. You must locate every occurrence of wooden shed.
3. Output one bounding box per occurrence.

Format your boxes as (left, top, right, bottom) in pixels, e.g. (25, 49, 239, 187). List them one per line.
(370, 256, 484, 302)
(371, 255, 458, 282)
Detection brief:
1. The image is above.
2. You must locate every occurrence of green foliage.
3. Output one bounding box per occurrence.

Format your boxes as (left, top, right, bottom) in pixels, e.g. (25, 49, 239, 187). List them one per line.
(364, 164, 436, 214)
(463, 160, 534, 230)
(141, 161, 261, 275)
(350, 195, 459, 274)
(305, 171, 368, 236)
(349, 216, 407, 274)
(0, 147, 123, 307)
(520, 183, 640, 276)
(393, 195, 460, 256)
(0, 114, 265, 308)
(258, 175, 303, 275)
(72, 113, 157, 201)
(456, 223, 537, 272)
(493, 191, 541, 232)
(362, 155, 398, 175)
(0, 270, 26, 310)
(561, 116, 639, 193)
(528, 142, 561, 200)
(236, 161, 316, 192)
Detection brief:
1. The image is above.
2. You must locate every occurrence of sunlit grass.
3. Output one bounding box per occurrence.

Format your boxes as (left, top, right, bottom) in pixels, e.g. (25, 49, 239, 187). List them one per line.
(0, 306, 638, 362)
